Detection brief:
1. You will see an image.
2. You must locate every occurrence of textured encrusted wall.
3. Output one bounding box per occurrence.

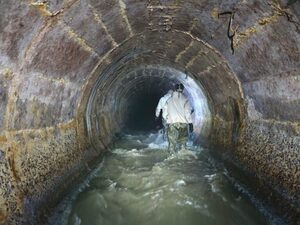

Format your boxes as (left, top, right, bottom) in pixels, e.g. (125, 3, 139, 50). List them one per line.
(234, 71, 300, 217)
(0, 120, 83, 224)
(0, 0, 299, 224)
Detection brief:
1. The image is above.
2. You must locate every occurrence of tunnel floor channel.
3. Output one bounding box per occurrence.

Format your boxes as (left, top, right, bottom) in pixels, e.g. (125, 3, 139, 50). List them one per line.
(48, 131, 284, 225)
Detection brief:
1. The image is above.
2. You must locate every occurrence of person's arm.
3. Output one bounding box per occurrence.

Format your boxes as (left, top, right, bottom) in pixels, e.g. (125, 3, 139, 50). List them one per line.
(185, 101, 193, 133)
(155, 99, 163, 118)
(184, 99, 193, 123)
(188, 123, 193, 133)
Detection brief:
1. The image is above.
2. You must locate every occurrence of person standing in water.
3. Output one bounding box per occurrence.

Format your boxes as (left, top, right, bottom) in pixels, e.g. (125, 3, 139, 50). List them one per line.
(163, 83, 193, 153)
(155, 89, 173, 139)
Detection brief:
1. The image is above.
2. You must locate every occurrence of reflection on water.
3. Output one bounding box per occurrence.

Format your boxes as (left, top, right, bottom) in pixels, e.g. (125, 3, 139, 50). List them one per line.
(50, 131, 283, 225)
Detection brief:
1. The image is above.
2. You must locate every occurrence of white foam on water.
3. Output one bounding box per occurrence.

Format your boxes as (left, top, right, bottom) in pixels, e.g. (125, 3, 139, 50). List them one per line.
(112, 148, 143, 157)
(126, 148, 143, 156)
(174, 179, 186, 187)
(204, 173, 217, 181)
(151, 192, 161, 200)
(108, 182, 117, 191)
(73, 214, 81, 225)
(177, 149, 198, 159)
(52, 132, 286, 225)
(112, 148, 128, 154)
(148, 142, 168, 149)
(146, 129, 169, 149)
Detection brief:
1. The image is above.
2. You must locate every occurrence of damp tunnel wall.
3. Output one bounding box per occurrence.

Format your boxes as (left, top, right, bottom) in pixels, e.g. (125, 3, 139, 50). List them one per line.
(84, 63, 214, 149)
(79, 31, 245, 151)
(0, 0, 300, 224)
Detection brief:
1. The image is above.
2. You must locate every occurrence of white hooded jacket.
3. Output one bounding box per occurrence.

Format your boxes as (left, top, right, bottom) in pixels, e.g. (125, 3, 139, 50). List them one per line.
(155, 90, 173, 119)
(163, 91, 193, 124)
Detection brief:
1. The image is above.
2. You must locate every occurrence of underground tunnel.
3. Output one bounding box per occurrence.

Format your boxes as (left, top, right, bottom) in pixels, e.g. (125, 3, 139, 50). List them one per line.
(85, 63, 213, 147)
(0, 0, 299, 225)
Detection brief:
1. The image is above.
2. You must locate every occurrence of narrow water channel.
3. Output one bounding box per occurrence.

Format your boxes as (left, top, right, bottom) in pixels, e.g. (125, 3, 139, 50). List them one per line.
(50, 131, 284, 225)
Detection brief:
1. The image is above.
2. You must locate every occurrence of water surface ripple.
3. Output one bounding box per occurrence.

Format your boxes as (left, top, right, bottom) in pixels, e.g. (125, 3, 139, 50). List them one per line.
(52, 132, 282, 225)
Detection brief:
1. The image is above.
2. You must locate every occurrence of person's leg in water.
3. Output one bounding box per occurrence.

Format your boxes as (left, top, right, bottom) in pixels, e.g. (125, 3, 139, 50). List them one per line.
(177, 123, 189, 151)
(167, 123, 179, 154)
(162, 119, 168, 140)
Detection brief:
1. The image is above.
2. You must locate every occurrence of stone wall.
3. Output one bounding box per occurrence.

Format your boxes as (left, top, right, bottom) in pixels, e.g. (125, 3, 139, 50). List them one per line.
(0, 120, 81, 224)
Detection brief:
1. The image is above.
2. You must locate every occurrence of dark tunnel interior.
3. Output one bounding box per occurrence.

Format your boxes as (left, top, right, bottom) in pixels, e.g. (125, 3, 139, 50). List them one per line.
(125, 91, 163, 132)
(85, 63, 213, 150)
(80, 32, 246, 150)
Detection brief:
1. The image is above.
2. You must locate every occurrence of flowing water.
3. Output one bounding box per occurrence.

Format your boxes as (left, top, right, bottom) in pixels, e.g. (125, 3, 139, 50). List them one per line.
(50, 131, 284, 225)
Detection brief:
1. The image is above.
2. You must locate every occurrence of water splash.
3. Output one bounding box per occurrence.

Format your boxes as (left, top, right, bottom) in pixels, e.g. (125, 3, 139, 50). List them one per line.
(48, 132, 285, 225)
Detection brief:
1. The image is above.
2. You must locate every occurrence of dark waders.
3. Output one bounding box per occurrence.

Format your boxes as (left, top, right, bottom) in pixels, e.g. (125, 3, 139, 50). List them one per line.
(167, 123, 188, 153)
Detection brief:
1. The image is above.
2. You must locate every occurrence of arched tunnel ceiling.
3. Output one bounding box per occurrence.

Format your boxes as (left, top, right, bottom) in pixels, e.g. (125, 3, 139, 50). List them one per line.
(82, 30, 244, 104)
(86, 63, 214, 146)
(79, 30, 244, 148)
(0, 0, 299, 132)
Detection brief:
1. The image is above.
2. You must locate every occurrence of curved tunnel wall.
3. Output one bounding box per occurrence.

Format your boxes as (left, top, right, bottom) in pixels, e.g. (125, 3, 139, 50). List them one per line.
(0, 0, 299, 224)
(80, 31, 245, 152)
(86, 64, 213, 145)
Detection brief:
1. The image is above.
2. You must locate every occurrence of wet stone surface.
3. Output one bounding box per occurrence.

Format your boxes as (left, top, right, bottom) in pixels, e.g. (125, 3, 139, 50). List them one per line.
(237, 121, 300, 197)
